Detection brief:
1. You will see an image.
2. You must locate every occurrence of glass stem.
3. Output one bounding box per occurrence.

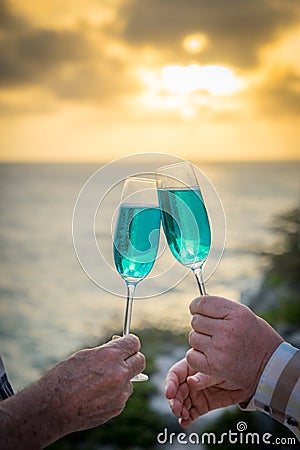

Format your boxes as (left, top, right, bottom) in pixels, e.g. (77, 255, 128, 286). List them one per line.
(123, 282, 137, 336)
(193, 266, 207, 296)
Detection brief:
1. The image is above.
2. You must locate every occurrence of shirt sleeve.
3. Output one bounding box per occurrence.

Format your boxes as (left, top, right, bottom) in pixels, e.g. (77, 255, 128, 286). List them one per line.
(0, 356, 14, 401)
(240, 342, 300, 440)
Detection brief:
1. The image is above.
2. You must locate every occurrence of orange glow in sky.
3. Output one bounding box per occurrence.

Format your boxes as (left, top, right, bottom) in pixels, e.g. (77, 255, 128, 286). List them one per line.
(0, 0, 300, 162)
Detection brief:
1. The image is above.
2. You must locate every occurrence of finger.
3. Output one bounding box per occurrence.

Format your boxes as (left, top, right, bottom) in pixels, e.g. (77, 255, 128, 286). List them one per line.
(189, 330, 211, 353)
(124, 351, 146, 379)
(109, 381, 133, 406)
(167, 380, 190, 418)
(165, 371, 179, 399)
(180, 405, 190, 421)
(112, 335, 121, 340)
(165, 373, 189, 402)
(170, 391, 190, 419)
(179, 417, 193, 428)
(190, 296, 237, 319)
(175, 382, 189, 404)
(183, 396, 192, 412)
(165, 359, 189, 399)
(169, 398, 183, 417)
(191, 313, 220, 336)
(187, 372, 221, 390)
(186, 348, 210, 375)
(107, 334, 141, 358)
(179, 408, 198, 428)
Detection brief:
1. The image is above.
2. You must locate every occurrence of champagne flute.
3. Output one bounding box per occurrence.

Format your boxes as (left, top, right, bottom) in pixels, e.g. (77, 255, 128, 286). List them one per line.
(113, 176, 161, 381)
(156, 161, 211, 295)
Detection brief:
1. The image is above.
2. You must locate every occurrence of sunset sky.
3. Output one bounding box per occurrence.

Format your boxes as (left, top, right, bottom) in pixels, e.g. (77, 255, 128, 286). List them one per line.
(1, 0, 300, 162)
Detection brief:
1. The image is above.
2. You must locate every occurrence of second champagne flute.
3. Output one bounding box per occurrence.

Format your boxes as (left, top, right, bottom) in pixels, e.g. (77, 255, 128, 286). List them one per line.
(113, 176, 161, 381)
(156, 161, 211, 295)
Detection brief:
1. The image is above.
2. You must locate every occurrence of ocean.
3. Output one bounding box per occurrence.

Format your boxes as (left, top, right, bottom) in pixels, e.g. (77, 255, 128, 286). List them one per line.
(0, 160, 299, 391)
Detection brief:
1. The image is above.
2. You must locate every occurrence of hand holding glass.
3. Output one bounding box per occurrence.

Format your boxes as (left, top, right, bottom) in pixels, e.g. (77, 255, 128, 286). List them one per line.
(113, 177, 160, 381)
(156, 161, 211, 295)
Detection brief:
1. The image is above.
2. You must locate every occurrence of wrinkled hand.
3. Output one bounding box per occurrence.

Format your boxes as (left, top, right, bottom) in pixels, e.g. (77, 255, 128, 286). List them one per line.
(165, 358, 248, 428)
(42, 334, 145, 433)
(0, 334, 145, 449)
(187, 296, 283, 398)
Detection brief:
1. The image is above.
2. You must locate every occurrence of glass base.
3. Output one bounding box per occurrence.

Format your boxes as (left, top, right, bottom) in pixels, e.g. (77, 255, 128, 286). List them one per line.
(131, 372, 149, 382)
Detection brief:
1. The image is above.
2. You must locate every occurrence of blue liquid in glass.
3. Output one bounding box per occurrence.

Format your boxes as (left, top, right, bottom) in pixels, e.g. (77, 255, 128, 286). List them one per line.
(158, 188, 211, 267)
(113, 205, 160, 281)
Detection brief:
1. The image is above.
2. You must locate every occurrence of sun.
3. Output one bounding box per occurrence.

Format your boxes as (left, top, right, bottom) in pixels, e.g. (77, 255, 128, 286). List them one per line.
(162, 64, 242, 95)
(183, 33, 208, 54)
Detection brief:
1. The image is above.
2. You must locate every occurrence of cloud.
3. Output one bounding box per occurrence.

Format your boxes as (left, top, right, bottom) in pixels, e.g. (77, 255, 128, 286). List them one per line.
(0, 1, 89, 85)
(0, 0, 101, 84)
(0, 0, 144, 108)
(0, 28, 93, 86)
(252, 69, 300, 116)
(0, 0, 300, 119)
(118, 0, 300, 68)
(0, 0, 26, 31)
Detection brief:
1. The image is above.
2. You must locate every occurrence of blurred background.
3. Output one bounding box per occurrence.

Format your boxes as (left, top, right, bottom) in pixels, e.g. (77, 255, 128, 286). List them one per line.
(0, 1, 299, 449)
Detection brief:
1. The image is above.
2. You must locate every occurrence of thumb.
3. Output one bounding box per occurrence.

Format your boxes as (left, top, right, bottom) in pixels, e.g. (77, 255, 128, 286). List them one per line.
(112, 335, 121, 340)
(187, 372, 222, 390)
